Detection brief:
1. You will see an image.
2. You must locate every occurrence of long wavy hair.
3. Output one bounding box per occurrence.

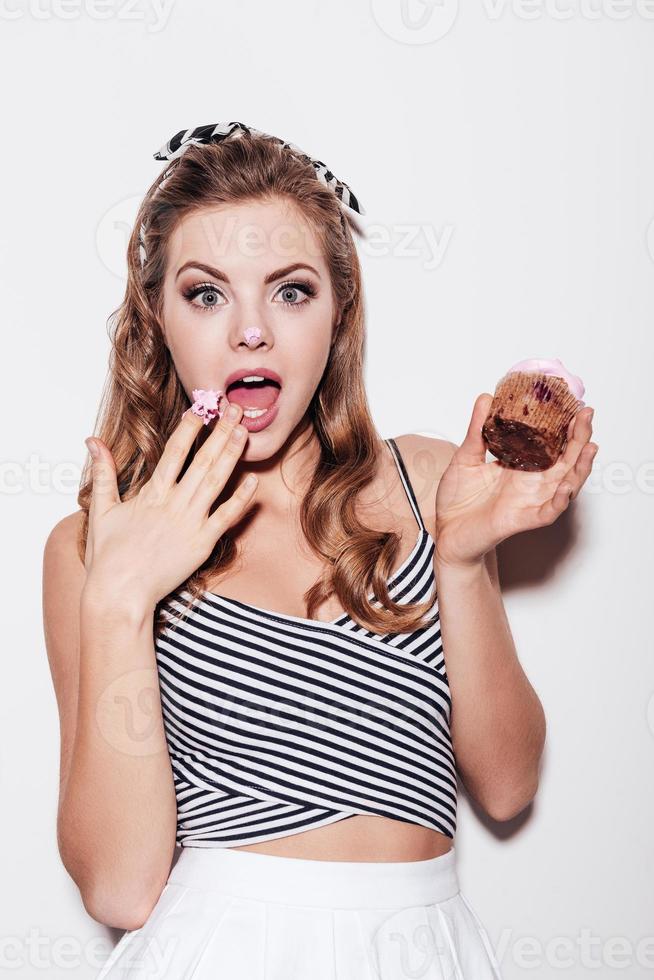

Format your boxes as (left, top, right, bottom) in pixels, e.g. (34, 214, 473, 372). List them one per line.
(77, 132, 436, 638)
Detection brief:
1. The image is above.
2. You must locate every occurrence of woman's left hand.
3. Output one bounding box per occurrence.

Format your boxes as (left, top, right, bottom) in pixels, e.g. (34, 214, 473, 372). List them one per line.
(434, 393, 598, 568)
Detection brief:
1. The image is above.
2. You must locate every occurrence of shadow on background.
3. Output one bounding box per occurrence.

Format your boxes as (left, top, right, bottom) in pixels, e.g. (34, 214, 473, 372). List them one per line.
(456, 501, 582, 837)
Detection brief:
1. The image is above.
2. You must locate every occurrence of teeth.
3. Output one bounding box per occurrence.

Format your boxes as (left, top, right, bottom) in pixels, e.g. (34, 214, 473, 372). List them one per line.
(243, 408, 267, 418)
(242, 375, 264, 383)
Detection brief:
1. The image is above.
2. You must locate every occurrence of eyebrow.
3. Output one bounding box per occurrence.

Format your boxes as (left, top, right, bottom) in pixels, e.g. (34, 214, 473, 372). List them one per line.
(175, 261, 322, 284)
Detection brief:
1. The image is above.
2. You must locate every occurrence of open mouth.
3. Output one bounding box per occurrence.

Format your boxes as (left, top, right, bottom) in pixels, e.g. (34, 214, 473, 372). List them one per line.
(225, 375, 282, 419)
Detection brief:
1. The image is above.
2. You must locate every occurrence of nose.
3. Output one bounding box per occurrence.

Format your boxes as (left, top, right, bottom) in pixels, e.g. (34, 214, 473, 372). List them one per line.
(243, 326, 262, 347)
(229, 305, 273, 351)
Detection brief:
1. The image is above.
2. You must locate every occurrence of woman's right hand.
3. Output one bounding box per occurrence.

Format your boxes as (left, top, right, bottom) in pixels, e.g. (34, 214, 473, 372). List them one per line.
(82, 404, 257, 611)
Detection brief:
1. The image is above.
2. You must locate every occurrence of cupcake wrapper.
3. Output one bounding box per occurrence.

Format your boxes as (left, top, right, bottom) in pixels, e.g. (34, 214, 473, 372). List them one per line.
(482, 371, 582, 471)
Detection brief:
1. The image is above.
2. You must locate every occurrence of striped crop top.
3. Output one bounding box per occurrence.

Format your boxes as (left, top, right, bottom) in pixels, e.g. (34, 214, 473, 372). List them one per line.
(155, 437, 456, 847)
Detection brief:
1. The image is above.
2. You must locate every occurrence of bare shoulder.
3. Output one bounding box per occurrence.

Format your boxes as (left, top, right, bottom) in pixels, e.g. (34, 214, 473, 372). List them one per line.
(391, 433, 458, 532)
(42, 510, 87, 699)
(43, 509, 86, 585)
(43, 508, 87, 625)
(393, 433, 500, 587)
(42, 510, 89, 813)
(393, 432, 457, 488)
(394, 433, 457, 470)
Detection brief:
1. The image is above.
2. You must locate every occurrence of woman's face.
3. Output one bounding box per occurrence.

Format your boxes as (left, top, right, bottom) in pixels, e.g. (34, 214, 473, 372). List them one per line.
(160, 198, 336, 461)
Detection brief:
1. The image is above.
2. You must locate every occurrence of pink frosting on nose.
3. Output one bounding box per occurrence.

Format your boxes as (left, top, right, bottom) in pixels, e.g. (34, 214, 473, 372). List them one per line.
(507, 357, 585, 400)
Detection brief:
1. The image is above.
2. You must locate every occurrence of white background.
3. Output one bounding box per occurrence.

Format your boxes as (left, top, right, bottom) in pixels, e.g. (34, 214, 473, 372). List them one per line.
(1, 1, 653, 977)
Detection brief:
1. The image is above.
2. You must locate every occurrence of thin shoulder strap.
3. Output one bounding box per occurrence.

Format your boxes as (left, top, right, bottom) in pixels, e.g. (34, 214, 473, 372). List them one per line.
(385, 438, 425, 533)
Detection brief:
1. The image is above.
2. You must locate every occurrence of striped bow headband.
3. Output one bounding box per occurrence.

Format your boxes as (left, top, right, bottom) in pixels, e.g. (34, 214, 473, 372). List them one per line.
(138, 120, 364, 268)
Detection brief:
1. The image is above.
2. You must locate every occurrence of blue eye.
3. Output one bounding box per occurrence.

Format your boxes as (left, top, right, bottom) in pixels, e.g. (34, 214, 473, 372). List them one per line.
(273, 279, 317, 310)
(181, 279, 317, 314)
(182, 283, 223, 312)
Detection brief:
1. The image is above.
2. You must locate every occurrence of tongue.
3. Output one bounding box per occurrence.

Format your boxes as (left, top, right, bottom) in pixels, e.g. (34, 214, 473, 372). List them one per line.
(226, 383, 280, 410)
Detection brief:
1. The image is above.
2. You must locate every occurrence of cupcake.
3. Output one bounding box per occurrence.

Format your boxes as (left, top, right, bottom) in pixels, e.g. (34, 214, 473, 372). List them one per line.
(190, 388, 225, 425)
(481, 358, 585, 471)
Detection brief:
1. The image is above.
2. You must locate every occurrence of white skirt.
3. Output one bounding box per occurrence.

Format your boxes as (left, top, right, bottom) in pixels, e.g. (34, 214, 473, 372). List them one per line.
(95, 844, 504, 979)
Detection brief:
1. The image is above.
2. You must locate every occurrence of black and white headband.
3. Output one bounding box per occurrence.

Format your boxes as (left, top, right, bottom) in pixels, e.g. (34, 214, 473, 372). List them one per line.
(138, 120, 364, 267)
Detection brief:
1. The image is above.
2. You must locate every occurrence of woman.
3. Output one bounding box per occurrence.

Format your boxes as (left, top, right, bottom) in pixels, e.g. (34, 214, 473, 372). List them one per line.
(43, 121, 597, 978)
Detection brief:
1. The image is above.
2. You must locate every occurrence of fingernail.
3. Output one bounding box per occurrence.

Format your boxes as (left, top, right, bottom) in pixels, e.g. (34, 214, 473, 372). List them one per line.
(85, 438, 99, 459)
(228, 403, 240, 419)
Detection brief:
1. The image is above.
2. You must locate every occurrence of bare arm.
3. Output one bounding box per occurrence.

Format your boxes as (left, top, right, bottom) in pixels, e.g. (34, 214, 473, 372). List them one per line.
(43, 512, 176, 931)
(399, 433, 546, 821)
(426, 398, 596, 820)
(435, 546, 546, 821)
(426, 393, 595, 820)
(43, 406, 257, 931)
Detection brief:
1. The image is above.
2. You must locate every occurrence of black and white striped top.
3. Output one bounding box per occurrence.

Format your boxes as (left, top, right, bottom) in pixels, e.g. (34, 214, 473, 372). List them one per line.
(155, 437, 456, 847)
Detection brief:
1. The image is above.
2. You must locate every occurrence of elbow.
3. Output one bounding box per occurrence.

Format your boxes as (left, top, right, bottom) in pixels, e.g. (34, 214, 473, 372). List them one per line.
(487, 711, 546, 822)
(58, 829, 162, 932)
(485, 777, 540, 823)
(82, 886, 156, 932)
(76, 864, 167, 931)
(56, 812, 173, 931)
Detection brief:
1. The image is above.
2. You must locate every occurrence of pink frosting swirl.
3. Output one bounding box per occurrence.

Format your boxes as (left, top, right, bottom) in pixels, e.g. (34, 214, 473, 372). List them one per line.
(190, 388, 224, 425)
(506, 357, 585, 401)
